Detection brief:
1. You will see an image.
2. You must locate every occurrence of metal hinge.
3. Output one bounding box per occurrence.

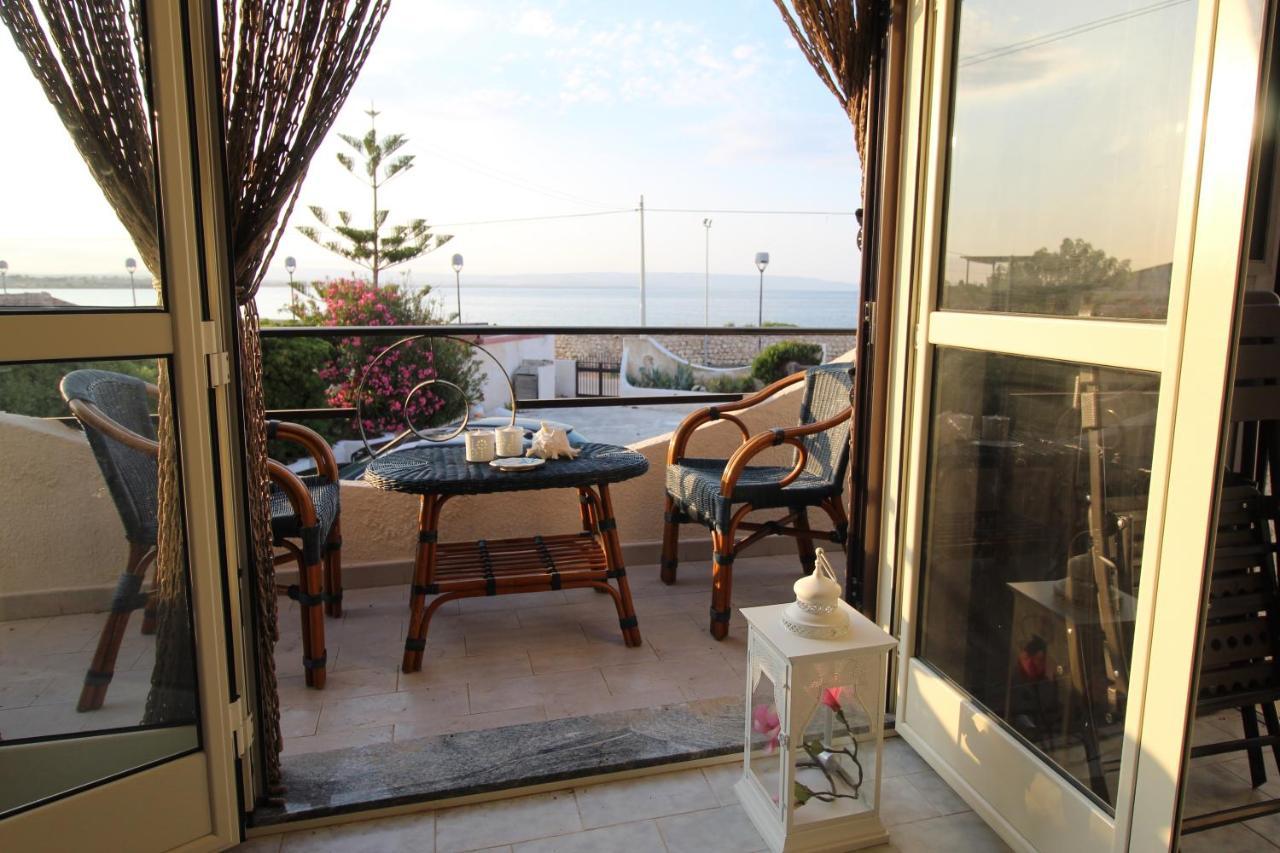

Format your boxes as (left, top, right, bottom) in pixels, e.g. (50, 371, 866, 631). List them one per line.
(229, 697, 253, 758)
(862, 301, 877, 346)
(207, 351, 231, 387)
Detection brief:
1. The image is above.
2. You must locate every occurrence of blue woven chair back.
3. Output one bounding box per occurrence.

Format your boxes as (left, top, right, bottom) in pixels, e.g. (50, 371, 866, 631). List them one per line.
(61, 369, 159, 545)
(796, 364, 855, 488)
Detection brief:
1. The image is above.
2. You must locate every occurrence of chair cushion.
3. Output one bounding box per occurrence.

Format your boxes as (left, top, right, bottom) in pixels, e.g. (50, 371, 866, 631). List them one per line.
(666, 457, 842, 531)
(270, 474, 340, 546)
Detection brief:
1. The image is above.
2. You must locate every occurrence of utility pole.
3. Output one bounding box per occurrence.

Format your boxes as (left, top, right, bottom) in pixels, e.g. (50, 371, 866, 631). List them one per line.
(638, 195, 647, 326)
(703, 218, 712, 364)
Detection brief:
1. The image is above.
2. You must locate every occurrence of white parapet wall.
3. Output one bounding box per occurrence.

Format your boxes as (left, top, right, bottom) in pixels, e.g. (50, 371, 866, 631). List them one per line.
(620, 336, 757, 397)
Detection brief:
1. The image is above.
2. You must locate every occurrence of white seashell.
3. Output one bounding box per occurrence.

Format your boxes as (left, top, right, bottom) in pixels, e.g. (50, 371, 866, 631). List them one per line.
(526, 421, 580, 460)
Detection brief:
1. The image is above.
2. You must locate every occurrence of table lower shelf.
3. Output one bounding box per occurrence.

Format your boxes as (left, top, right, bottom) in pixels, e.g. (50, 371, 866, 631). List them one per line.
(427, 531, 612, 592)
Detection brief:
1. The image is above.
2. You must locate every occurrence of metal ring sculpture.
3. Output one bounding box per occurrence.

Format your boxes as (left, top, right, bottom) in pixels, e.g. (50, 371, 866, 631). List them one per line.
(354, 334, 519, 461)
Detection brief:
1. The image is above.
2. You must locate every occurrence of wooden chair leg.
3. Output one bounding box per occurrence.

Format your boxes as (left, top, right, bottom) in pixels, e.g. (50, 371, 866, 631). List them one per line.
(794, 508, 816, 574)
(78, 543, 154, 712)
(140, 597, 157, 635)
(710, 530, 734, 640)
(404, 494, 443, 673)
(324, 518, 343, 619)
(661, 495, 680, 585)
(296, 551, 327, 689)
(1243, 705, 1267, 787)
(1264, 702, 1280, 775)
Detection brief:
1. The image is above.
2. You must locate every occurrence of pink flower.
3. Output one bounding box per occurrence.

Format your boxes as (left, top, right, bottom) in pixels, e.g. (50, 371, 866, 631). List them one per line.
(820, 687, 843, 713)
(752, 703, 781, 754)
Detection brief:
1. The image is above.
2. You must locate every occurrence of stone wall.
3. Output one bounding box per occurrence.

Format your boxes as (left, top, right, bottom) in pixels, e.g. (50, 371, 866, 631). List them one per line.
(554, 332, 857, 368)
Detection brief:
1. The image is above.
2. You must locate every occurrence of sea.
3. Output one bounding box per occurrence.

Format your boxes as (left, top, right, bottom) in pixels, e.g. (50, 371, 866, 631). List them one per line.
(3, 272, 860, 329)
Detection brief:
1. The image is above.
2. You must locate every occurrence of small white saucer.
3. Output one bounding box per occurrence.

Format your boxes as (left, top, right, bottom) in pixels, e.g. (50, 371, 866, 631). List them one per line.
(490, 457, 545, 472)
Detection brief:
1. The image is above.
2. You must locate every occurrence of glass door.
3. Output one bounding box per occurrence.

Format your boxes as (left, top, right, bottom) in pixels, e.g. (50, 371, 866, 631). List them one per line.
(885, 1, 1267, 851)
(0, 2, 243, 849)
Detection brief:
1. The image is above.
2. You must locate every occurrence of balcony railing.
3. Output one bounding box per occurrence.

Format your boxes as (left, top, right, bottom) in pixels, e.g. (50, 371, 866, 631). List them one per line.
(257, 324, 858, 420)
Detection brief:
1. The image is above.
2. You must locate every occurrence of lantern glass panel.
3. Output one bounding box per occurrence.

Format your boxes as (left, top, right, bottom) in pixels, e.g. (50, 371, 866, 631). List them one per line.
(793, 683, 878, 825)
(747, 660, 786, 820)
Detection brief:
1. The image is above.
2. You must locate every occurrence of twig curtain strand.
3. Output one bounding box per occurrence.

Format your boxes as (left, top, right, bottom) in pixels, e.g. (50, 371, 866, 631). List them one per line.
(2, 0, 390, 793)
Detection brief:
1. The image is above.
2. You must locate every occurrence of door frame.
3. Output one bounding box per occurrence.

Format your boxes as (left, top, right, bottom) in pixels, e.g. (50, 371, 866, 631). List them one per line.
(0, 2, 246, 849)
(878, 1, 1266, 851)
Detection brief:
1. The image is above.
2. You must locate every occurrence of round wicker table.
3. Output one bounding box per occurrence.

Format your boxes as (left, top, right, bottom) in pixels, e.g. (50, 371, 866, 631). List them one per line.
(364, 443, 649, 673)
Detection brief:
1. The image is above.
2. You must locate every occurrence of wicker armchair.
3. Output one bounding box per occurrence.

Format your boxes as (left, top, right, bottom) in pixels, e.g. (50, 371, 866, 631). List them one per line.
(661, 363, 855, 638)
(61, 369, 342, 708)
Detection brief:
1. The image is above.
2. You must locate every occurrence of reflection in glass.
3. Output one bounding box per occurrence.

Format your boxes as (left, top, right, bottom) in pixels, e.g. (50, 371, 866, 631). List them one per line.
(0, 13, 160, 311)
(0, 359, 197, 815)
(938, 0, 1198, 319)
(917, 349, 1158, 808)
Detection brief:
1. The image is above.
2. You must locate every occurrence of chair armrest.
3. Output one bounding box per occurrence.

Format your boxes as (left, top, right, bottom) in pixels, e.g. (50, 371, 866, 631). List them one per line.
(719, 406, 852, 497)
(268, 420, 339, 482)
(66, 398, 160, 456)
(267, 458, 318, 528)
(666, 371, 808, 464)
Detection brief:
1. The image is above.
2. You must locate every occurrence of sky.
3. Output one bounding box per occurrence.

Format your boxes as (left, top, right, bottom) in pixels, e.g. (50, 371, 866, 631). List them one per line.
(0, 1, 864, 288)
(939, 0, 1201, 284)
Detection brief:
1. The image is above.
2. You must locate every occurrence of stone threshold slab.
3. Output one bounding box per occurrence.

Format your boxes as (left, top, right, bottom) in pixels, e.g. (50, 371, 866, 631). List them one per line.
(250, 697, 745, 827)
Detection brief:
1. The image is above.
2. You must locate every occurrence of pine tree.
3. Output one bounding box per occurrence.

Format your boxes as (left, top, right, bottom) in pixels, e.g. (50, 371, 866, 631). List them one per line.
(298, 107, 452, 286)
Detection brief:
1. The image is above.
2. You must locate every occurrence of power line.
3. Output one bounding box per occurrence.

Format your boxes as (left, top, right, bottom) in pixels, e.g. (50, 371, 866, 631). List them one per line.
(433, 206, 860, 228)
(959, 0, 1191, 69)
(646, 207, 858, 216)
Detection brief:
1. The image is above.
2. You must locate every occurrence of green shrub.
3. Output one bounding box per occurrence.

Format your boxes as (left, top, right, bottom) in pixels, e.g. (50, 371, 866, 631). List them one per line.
(629, 363, 696, 390)
(0, 360, 158, 418)
(706, 373, 759, 394)
(751, 341, 823, 384)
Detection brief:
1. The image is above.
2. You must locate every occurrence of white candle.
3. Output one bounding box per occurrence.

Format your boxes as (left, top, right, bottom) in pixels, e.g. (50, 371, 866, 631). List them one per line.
(495, 425, 524, 457)
(464, 429, 496, 463)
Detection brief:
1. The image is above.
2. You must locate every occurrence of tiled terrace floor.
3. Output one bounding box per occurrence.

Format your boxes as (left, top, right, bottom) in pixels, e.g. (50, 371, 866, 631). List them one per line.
(273, 552, 789, 757)
(6, 553, 1280, 850)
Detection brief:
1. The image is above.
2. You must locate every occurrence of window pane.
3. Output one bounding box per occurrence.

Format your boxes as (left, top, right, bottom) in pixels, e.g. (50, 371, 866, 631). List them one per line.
(0, 13, 161, 311)
(917, 348, 1158, 809)
(937, 0, 1198, 319)
(0, 358, 197, 815)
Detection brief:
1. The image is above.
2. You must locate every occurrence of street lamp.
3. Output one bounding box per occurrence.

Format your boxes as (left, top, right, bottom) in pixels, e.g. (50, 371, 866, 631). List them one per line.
(702, 218, 712, 364)
(125, 257, 138, 307)
(755, 252, 770, 351)
(451, 253, 464, 324)
(0, 260, 7, 294)
(285, 256, 297, 314)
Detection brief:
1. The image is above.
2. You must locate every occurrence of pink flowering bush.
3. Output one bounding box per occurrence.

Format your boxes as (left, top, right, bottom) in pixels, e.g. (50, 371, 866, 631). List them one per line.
(291, 278, 483, 436)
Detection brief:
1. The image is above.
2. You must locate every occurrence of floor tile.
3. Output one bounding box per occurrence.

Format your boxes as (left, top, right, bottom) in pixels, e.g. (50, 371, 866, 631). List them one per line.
(1180, 822, 1280, 852)
(512, 819, 666, 853)
(701, 762, 746, 807)
(574, 768, 718, 829)
(393, 705, 546, 741)
(278, 667, 398, 706)
(880, 775, 945, 827)
(278, 812, 434, 852)
(886, 811, 1011, 853)
(397, 653, 532, 692)
(282, 725, 394, 757)
(902, 769, 969, 816)
(467, 669, 607, 714)
(229, 835, 283, 852)
(435, 790, 582, 853)
(882, 737, 930, 778)
(316, 685, 469, 732)
(657, 804, 767, 853)
(527, 642, 657, 675)
(464, 625, 588, 657)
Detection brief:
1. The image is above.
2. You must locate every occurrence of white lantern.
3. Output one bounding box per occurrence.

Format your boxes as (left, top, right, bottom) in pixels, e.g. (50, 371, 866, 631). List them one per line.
(735, 554, 897, 852)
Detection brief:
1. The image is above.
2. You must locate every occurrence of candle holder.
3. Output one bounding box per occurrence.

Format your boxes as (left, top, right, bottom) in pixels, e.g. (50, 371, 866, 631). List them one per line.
(354, 334, 518, 462)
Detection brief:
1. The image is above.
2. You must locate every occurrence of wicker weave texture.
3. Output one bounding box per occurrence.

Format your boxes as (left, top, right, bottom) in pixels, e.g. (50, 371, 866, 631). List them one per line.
(62, 369, 160, 545)
(364, 443, 649, 495)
